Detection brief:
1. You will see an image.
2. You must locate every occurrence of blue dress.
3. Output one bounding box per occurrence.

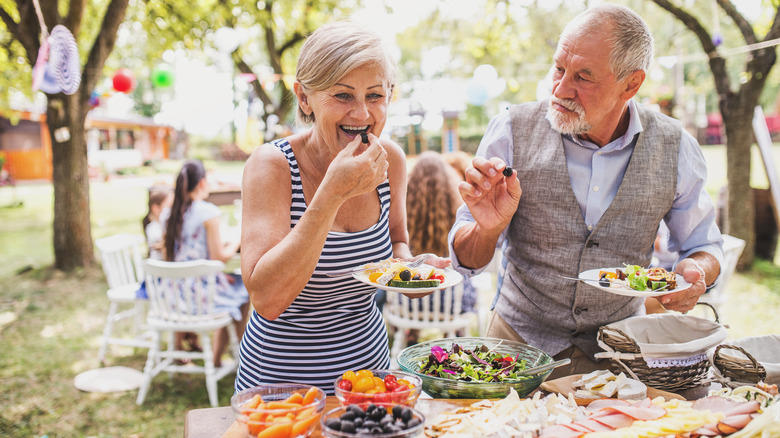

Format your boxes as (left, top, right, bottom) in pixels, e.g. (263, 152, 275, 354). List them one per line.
(235, 138, 392, 395)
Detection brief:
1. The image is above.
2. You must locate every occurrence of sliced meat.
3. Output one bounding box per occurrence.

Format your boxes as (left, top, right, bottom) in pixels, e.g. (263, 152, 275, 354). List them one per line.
(692, 396, 738, 413)
(578, 418, 614, 432)
(601, 404, 667, 421)
(725, 400, 760, 416)
(591, 413, 635, 430)
(690, 426, 720, 437)
(586, 398, 630, 412)
(719, 413, 754, 431)
(539, 424, 584, 438)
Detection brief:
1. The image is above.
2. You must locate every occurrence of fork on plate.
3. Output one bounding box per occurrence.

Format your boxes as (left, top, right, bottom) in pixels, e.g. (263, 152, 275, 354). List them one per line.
(325, 253, 433, 278)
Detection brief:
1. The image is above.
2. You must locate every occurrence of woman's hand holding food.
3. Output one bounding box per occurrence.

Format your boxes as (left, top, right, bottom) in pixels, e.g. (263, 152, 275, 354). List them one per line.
(322, 133, 389, 204)
(458, 157, 522, 237)
(659, 258, 706, 312)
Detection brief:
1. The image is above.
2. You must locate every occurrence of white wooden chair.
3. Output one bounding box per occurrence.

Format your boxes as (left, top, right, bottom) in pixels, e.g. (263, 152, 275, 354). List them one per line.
(95, 234, 153, 362)
(384, 283, 473, 369)
(136, 259, 239, 407)
(697, 234, 746, 312)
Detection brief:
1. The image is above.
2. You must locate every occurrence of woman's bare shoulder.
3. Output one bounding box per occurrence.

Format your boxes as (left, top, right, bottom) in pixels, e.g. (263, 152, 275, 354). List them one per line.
(243, 141, 290, 183)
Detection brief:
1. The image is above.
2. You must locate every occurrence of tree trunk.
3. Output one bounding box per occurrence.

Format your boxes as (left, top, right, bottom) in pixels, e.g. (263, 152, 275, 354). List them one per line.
(48, 94, 94, 270)
(721, 97, 755, 268)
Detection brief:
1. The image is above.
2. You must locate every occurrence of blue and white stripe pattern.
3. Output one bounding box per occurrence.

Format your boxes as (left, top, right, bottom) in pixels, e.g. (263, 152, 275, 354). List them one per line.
(235, 138, 392, 395)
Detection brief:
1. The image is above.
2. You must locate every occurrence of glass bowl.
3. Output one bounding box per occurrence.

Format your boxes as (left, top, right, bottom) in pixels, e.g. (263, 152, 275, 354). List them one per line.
(230, 383, 326, 438)
(396, 337, 554, 399)
(334, 369, 422, 407)
(320, 403, 425, 438)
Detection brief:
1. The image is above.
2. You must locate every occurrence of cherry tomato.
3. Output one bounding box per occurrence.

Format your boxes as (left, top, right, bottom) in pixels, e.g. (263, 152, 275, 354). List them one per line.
(353, 376, 375, 393)
(341, 370, 357, 383)
(372, 377, 386, 392)
(395, 384, 410, 393)
(373, 392, 391, 404)
(355, 369, 374, 380)
(383, 374, 397, 385)
(431, 273, 446, 282)
(397, 379, 411, 387)
(337, 379, 353, 392)
(385, 380, 399, 392)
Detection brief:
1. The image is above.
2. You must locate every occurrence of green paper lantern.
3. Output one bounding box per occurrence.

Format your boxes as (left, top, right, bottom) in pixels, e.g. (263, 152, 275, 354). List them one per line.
(151, 64, 175, 88)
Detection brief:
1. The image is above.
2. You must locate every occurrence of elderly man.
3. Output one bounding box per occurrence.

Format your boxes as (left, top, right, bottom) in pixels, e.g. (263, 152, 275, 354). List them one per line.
(449, 4, 723, 378)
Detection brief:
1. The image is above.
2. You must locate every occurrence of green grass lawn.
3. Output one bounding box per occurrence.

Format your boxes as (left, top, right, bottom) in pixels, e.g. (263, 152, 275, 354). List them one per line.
(0, 150, 778, 437)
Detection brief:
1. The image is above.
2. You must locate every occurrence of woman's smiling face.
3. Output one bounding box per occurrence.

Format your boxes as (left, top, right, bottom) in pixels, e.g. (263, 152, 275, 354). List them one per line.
(306, 62, 391, 148)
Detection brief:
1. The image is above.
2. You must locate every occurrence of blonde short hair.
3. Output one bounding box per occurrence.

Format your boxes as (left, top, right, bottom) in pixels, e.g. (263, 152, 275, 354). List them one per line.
(295, 21, 397, 125)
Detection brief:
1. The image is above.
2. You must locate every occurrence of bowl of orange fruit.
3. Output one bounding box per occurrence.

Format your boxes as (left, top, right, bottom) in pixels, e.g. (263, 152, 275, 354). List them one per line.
(334, 369, 422, 408)
(231, 383, 326, 438)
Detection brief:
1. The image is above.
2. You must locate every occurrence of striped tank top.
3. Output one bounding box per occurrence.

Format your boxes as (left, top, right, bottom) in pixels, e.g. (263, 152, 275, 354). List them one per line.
(235, 138, 392, 395)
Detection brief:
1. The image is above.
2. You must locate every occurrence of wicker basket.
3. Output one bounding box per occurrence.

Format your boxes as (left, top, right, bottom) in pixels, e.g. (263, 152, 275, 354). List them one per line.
(597, 325, 710, 392)
(596, 303, 720, 393)
(712, 344, 768, 387)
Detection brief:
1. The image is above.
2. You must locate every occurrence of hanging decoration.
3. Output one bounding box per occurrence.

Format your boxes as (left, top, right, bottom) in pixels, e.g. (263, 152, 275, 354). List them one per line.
(151, 64, 175, 88)
(112, 68, 136, 93)
(30, 0, 81, 95)
(711, 0, 723, 47)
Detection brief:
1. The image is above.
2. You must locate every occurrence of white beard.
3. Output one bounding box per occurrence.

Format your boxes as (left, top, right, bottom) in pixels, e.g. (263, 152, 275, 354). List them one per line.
(546, 98, 591, 134)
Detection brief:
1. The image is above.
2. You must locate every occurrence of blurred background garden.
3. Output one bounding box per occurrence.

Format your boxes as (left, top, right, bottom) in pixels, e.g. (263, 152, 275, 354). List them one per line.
(2, 0, 780, 437)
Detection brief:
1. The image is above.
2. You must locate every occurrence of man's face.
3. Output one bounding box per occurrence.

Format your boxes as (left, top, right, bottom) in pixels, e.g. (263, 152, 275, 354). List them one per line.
(547, 30, 631, 145)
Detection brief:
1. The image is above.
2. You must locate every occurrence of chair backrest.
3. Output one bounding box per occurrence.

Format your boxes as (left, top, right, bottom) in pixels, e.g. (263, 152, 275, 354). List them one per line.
(142, 259, 226, 321)
(95, 234, 146, 288)
(385, 283, 467, 328)
(713, 234, 746, 294)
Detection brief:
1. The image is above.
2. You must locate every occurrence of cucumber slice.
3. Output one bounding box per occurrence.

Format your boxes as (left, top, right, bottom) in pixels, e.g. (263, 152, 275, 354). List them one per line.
(387, 279, 441, 288)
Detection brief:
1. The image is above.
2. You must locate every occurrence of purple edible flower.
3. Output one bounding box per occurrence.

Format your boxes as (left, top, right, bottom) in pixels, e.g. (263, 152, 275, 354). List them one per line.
(471, 351, 489, 365)
(431, 345, 448, 362)
(442, 369, 457, 374)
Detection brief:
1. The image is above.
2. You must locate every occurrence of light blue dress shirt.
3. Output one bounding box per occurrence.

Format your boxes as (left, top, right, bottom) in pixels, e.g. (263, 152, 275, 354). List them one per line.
(448, 100, 724, 275)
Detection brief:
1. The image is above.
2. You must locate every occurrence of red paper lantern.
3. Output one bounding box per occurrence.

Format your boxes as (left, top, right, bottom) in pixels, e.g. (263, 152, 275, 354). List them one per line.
(112, 68, 135, 93)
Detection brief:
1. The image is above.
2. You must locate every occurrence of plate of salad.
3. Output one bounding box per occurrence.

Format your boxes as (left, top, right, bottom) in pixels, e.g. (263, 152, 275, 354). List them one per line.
(579, 265, 691, 297)
(396, 337, 554, 399)
(353, 262, 462, 294)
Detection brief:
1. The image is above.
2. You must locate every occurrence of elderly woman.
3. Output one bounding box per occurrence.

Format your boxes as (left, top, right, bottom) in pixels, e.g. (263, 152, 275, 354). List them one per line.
(236, 21, 441, 394)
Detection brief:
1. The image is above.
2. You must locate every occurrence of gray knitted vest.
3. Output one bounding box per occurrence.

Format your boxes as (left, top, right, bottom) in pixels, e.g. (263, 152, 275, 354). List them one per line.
(496, 100, 681, 358)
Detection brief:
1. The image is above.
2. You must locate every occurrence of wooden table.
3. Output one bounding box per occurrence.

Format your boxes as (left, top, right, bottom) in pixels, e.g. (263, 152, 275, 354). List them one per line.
(183, 384, 715, 438)
(184, 397, 480, 438)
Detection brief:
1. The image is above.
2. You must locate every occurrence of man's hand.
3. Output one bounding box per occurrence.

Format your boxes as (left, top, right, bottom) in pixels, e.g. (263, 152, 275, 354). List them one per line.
(658, 258, 707, 312)
(458, 157, 522, 236)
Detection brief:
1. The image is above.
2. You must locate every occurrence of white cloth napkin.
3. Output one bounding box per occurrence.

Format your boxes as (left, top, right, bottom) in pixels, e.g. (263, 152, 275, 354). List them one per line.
(599, 314, 728, 367)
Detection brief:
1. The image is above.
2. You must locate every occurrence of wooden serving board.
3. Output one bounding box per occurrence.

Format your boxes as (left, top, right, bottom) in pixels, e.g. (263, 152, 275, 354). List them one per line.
(540, 374, 685, 406)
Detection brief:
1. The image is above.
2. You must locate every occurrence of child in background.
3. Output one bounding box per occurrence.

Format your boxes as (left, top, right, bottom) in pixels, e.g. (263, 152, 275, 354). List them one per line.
(403, 151, 477, 344)
(143, 185, 174, 260)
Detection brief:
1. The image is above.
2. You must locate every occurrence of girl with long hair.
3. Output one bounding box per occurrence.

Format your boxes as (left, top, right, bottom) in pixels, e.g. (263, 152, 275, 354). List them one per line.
(163, 159, 249, 366)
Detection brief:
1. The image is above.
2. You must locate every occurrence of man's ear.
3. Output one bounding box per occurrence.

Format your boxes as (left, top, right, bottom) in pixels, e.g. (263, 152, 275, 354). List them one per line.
(621, 70, 645, 100)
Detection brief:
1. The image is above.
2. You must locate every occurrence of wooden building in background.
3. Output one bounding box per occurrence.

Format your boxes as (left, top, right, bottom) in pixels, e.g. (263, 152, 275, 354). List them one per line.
(0, 110, 174, 181)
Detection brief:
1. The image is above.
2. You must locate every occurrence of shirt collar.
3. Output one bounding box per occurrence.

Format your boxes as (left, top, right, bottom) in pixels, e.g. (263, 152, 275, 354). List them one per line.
(563, 99, 643, 151)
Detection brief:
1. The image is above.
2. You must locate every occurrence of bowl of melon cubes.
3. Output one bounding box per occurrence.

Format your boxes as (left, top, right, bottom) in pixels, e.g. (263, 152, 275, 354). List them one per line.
(231, 383, 326, 438)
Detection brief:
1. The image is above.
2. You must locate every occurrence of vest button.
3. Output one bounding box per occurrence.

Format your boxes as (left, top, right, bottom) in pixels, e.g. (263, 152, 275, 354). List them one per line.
(574, 307, 583, 315)
(586, 241, 593, 248)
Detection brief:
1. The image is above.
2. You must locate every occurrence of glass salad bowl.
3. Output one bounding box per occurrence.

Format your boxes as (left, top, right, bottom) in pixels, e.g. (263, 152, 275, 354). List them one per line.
(396, 337, 555, 399)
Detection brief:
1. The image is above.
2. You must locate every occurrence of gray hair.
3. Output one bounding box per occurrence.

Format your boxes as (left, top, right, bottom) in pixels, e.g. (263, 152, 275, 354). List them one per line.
(295, 21, 397, 125)
(561, 4, 654, 81)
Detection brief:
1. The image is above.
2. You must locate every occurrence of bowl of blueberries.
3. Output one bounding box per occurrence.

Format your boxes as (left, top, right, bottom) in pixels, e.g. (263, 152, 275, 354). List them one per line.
(320, 403, 425, 438)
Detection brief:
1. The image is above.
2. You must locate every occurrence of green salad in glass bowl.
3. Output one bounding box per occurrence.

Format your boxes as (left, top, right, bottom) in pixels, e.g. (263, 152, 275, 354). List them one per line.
(396, 337, 555, 399)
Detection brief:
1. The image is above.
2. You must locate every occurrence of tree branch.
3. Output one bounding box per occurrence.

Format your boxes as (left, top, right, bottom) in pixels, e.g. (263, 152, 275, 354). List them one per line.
(717, 0, 756, 44)
(0, 6, 18, 36)
(649, 0, 732, 98)
(81, 0, 130, 103)
(65, 0, 86, 36)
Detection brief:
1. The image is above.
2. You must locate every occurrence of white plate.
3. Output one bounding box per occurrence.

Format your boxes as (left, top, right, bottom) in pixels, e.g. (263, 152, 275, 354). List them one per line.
(578, 267, 691, 297)
(353, 264, 463, 294)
